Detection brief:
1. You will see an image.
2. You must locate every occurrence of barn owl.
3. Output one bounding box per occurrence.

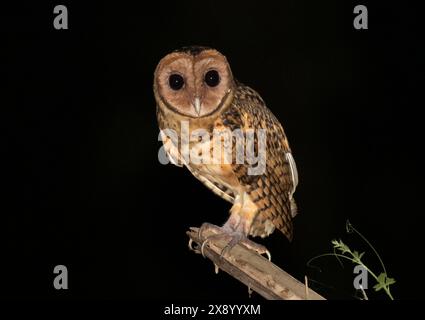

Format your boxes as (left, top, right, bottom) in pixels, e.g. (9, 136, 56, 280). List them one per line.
(154, 46, 298, 260)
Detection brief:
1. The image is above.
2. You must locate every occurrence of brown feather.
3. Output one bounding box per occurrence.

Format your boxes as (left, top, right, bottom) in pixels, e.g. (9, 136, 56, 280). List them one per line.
(221, 82, 297, 241)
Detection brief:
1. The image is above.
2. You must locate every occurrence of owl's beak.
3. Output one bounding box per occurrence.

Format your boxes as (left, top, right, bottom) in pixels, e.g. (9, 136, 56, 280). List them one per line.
(193, 97, 201, 116)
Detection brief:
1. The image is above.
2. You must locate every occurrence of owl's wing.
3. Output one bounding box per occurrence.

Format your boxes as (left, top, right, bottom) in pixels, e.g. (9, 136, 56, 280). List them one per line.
(159, 129, 235, 203)
(186, 168, 236, 203)
(222, 84, 298, 241)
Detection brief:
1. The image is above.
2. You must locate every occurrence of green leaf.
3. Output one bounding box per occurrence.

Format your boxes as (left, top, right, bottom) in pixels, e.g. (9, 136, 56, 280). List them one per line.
(373, 282, 385, 292)
(386, 277, 396, 286)
(373, 273, 396, 292)
(377, 273, 386, 282)
(333, 240, 350, 255)
(352, 251, 365, 263)
(331, 239, 340, 247)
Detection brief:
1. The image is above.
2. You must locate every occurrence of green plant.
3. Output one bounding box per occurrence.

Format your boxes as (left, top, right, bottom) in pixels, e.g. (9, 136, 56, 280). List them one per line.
(307, 220, 396, 300)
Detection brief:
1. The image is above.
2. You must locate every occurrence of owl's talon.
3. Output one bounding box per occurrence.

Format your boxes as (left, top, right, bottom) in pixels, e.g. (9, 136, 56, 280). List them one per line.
(239, 238, 271, 261)
(200, 238, 210, 258)
(200, 233, 231, 258)
(189, 239, 202, 254)
(220, 232, 243, 258)
(188, 238, 199, 252)
(264, 250, 271, 262)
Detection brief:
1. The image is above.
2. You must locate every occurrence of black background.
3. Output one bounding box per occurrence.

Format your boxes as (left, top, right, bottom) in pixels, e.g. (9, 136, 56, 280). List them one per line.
(1, 0, 424, 300)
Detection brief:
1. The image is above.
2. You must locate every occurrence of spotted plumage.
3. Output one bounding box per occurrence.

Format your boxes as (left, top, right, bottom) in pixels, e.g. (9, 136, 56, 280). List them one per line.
(154, 46, 298, 255)
(222, 82, 298, 240)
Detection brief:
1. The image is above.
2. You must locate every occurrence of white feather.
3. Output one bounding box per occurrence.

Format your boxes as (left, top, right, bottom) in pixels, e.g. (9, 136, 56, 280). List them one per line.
(285, 152, 298, 197)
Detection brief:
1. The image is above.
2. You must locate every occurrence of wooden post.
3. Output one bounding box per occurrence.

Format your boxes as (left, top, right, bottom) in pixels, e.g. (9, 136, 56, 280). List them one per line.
(187, 227, 326, 300)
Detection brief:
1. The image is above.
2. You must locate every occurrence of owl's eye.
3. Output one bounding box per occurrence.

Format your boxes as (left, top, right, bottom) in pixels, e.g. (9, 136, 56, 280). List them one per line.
(204, 70, 220, 87)
(169, 74, 184, 90)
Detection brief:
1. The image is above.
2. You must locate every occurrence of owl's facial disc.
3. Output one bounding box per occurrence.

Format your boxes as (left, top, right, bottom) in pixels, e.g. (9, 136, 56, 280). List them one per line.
(155, 49, 234, 118)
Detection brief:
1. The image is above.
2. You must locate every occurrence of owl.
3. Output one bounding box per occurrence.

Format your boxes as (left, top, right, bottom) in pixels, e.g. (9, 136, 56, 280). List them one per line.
(154, 46, 298, 259)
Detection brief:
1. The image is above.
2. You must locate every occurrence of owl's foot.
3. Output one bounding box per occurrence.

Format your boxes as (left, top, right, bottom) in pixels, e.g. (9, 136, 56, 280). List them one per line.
(219, 232, 271, 261)
(188, 223, 222, 253)
(197, 222, 223, 240)
(198, 222, 271, 261)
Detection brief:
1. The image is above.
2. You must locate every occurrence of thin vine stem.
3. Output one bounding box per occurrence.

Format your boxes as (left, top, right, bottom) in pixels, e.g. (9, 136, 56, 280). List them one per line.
(308, 252, 394, 300)
(347, 221, 387, 274)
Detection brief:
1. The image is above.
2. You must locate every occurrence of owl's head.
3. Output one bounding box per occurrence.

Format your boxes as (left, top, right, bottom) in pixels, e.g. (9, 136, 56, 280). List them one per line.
(154, 46, 235, 118)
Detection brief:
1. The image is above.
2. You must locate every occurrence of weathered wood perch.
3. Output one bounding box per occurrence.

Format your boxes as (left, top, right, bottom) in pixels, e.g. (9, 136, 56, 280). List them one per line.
(187, 227, 325, 300)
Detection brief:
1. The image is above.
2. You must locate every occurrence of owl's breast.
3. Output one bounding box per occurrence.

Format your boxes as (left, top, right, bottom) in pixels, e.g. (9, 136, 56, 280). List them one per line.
(185, 113, 248, 200)
(187, 137, 241, 195)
